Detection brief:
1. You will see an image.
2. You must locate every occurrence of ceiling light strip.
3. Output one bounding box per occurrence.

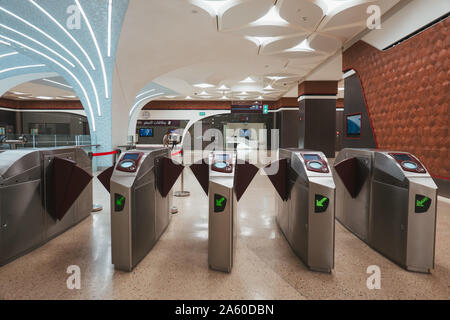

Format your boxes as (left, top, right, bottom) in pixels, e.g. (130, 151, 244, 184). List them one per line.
(42, 78, 73, 89)
(108, 0, 112, 57)
(0, 51, 18, 58)
(0, 64, 45, 75)
(0, 39, 10, 45)
(0, 34, 96, 131)
(0, 6, 102, 116)
(0, 24, 75, 67)
(129, 92, 164, 117)
(28, 0, 96, 70)
(75, 0, 109, 99)
(136, 89, 156, 99)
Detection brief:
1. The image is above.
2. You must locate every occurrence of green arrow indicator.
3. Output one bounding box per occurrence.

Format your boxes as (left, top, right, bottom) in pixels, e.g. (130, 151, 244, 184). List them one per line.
(216, 197, 225, 207)
(416, 196, 428, 207)
(116, 196, 124, 206)
(316, 197, 328, 207)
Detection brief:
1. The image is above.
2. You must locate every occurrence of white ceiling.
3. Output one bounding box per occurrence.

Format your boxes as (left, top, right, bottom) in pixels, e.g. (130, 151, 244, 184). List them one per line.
(115, 0, 400, 102)
(0, 0, 401, 103)
(3, 77, 77, 100)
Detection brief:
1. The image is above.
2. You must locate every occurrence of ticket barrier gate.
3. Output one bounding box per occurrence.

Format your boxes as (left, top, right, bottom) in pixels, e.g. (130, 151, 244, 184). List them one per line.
(264, 149, 335, 273)
(0, 147, 93, 266)
(334, 148, 437, 273)
(98, 147, 183, 271)
(190, 152, 259, 273)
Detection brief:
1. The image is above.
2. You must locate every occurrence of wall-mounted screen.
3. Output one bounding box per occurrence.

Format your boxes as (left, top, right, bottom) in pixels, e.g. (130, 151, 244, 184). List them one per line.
(239, 129, 251, 138)
(346, 114, 361, 137)
(139, 128, 153, 137)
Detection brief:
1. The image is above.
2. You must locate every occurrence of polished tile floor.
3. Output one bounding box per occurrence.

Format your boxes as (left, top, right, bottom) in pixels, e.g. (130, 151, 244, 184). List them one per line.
(0, 162, 449, 300)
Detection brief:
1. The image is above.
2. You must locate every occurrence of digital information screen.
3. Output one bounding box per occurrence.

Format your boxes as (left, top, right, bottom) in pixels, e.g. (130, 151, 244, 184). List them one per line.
(393, 154, 413, 162)
(346, 114, 361, 137)
(215, 154, 230, 161)
(214, 162, 227, 169)
(304, 154, 321, 161)
(139, 128, 153, 137)
(123, 153, 140, 160)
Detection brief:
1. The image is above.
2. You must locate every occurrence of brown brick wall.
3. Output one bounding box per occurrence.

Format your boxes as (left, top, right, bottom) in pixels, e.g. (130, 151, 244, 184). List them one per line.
(343, 17, 449, 179)
(298, 81, 338, 96)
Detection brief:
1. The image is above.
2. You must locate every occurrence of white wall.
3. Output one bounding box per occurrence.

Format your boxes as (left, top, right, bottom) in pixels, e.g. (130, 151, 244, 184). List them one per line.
(362, 0, 450, 50)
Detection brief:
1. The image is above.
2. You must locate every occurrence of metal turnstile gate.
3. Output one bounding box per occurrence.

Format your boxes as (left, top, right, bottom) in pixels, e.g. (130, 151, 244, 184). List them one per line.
(334, 148, 438, 273)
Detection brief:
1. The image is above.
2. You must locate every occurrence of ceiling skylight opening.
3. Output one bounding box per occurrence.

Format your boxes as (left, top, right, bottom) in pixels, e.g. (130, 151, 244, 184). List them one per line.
(251, 5, 289, 26)
(199, 91, 209, 96)
(286, 39, 315, 52)
(263, 84, 275, 90)
(194, 83, 215, 88)
(185, 96, 193, 100)
(221, 95, 228, 100)
(204, 0, 228, 15)
(240, 77, 256, 83)
(0, 51, 18, 59)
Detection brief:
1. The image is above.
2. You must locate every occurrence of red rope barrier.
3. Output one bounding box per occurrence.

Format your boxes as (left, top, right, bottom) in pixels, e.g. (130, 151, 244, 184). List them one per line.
(91, 150, 119, 157)
(171, 149, 182, 156)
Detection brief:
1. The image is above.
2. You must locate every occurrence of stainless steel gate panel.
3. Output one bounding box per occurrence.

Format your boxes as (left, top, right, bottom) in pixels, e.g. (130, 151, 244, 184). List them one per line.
(0, 180, 43, 264)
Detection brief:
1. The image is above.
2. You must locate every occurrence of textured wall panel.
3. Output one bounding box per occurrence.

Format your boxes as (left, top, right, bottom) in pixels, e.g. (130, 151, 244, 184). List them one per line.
(343, 17, 449, 179)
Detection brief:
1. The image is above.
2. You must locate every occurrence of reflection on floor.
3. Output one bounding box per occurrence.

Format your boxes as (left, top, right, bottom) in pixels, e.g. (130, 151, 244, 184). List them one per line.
(0, 160, 449, 300)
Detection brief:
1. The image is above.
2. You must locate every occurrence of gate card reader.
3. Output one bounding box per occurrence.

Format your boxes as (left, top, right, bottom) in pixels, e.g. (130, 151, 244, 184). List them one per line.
(101, 147, 183, 271)
(334, 148, 437, 273)
(190, 151, 259, 273)
(264, 149, 335, 273)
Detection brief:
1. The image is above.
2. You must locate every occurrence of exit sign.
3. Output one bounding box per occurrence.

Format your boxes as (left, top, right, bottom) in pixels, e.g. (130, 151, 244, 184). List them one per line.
(199, 112, 206, 116)
(263, 105, 269, 114)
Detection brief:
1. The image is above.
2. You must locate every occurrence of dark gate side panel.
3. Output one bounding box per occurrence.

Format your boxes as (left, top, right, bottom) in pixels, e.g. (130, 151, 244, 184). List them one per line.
(190, 160, 210, 195)
(159, 157, 184, 198)
(0, 180, 43, 265)
(334, 157, 369, 198)
(97, 166, 115, 193)
(234, 161, 259, 202)
(264, 159, 287, 201)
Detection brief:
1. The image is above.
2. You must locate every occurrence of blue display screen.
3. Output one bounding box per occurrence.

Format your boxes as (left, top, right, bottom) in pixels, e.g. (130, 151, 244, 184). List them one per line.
(139, 128, 153, 137)
(346, 114, 361, 137)
(214, 162, 227, 169)
(123, 153, 140, 160)
(304, 154, 321, 161)
(240, 129, 251, 137)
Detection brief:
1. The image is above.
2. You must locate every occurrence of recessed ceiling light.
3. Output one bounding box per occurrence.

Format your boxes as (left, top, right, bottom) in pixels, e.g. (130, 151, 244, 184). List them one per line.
(10, 91, 27, 95)
(338, 87, 344, 91)
(42, 78, 73, 89)
(264, 85, 275, 90)
(266, 76, 289, 81)
(251, 6, 288, 26)
(165, 95, 177, 99)
(217, 85, 229, 90)
(198, 91, 210, 96)
(202, 0, 228, 15)
(323, 0, 349, 15)
(221, 95, 228, 100)
(185, 96, 193, 100)
(245, 36, 278, 46)
(286, 39, 314, 52)
(194, 83, 215, 88)
(257, 96, 264, 100)
(63, 95, 77, 98)
(36, 96, 54, 100)
(240, 77, 255, 83)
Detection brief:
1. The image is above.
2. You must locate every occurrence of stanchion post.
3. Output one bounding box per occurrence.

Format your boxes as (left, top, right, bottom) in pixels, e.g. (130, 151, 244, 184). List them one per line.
(174, 148, 190, 198)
